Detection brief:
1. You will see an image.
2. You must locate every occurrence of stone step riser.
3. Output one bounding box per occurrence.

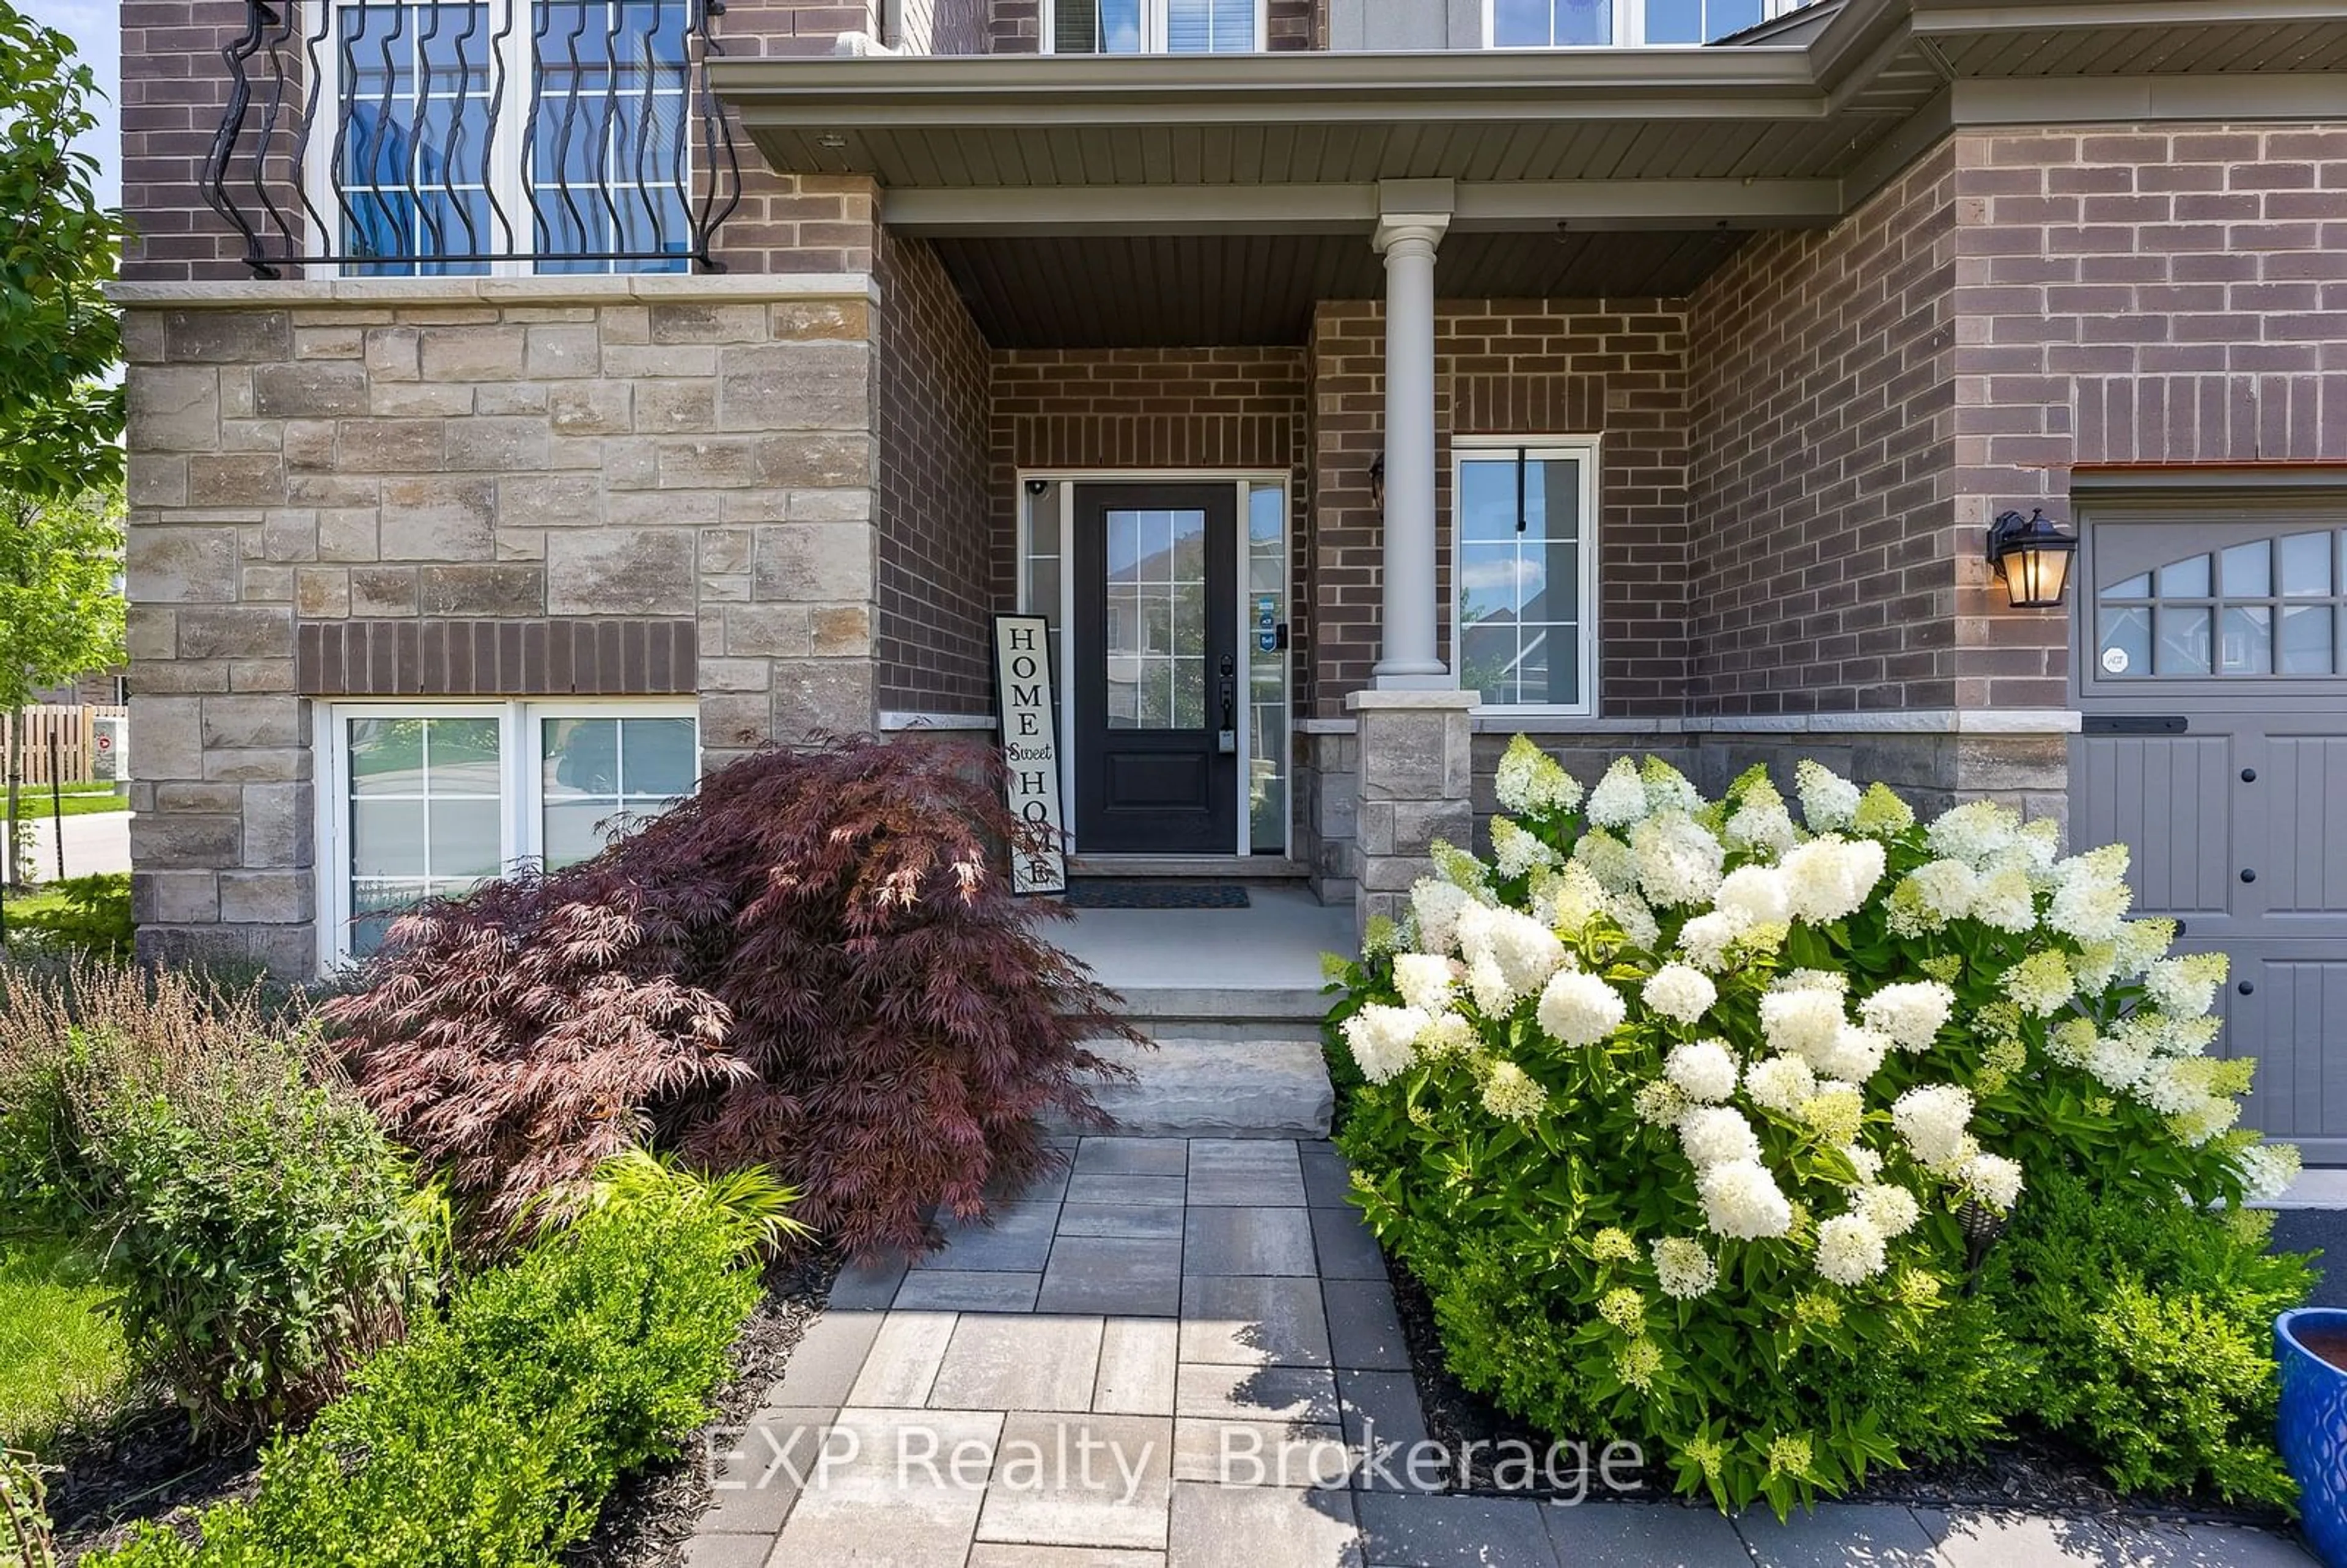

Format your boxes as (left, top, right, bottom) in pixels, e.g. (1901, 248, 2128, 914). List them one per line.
(1056, 1037, 1334, 1140)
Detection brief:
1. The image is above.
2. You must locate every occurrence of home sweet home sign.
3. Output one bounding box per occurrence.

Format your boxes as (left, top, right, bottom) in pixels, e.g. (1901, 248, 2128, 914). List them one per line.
(992, 615, 1067, 895)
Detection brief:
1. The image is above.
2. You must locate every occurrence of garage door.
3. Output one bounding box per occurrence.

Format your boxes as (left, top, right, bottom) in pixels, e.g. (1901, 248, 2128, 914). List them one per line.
(2073, 499, 2347, 1162)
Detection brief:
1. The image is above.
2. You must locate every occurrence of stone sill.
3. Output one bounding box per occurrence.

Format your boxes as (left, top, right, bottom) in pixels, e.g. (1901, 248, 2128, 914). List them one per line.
(108, 274, 880, 310)
(878, 710, 994, 731)
(1297, 708, 2084, 738)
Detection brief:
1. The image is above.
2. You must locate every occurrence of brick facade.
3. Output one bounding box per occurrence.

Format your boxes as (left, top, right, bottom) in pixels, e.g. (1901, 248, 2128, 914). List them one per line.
(1683, 144, 1960, 717)
(1307, 299, 1691, 719)
(119, 278, 880, 971)
(874, 232, 995, 714)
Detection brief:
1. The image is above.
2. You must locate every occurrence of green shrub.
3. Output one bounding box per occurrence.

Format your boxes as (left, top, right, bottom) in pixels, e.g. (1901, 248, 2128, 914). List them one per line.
(1979, 1170, 2310, 1508)
(0, 963, 428, 1433)
(87, 1157, 774, 1568)
(1331, 743, 2293, 1514)
(2, 874, 130, 958)
(1, 1448, 55, 1568)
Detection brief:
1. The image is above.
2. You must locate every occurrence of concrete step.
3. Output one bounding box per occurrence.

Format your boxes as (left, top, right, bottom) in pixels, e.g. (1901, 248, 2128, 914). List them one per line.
(1062, 1036, 1334, 1139)
(1104, 980, 1331, 1036)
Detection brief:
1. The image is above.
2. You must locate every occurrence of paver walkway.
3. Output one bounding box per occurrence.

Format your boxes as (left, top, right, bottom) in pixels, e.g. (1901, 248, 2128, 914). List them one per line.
(683, 1137, 2318, 1568)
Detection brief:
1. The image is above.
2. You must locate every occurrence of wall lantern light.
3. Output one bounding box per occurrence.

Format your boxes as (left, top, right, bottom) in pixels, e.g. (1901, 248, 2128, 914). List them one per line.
(1368, 453, 1385, 514)
(1986, 507, 2077, 609)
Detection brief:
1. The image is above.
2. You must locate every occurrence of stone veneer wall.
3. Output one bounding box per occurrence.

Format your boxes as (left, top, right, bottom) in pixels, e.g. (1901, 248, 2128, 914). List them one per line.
(1307, 299, 1692, 720)
(873, 232, 995, 714)
(119, 276, 881, 973)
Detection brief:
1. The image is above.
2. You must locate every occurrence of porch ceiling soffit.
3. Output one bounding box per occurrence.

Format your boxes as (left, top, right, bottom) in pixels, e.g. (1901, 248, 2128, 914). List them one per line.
(712, 0, 2347, 236)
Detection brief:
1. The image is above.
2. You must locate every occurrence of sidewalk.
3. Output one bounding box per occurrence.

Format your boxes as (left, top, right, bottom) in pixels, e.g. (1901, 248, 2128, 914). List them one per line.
(681, 1137, 2318, 1568)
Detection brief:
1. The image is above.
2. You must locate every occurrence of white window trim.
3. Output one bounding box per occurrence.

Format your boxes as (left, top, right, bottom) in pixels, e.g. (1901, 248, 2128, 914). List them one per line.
(313, 697, 700, 971)
(1452, 434, 1601, 719)
(1480, 0, 1806, 48)
(1039, 0, 1268, 54)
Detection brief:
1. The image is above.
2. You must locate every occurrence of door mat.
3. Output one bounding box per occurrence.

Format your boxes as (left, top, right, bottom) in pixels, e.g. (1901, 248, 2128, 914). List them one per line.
(1060, 881, 1251, 909)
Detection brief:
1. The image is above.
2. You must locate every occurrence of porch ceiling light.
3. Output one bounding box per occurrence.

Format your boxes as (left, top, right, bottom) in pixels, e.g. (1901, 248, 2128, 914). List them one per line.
(1986, 507, 2077, 610)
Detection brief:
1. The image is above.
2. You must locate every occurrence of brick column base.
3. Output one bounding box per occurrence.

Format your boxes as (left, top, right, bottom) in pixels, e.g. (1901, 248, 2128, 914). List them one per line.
(1346, 689, 1478, 936)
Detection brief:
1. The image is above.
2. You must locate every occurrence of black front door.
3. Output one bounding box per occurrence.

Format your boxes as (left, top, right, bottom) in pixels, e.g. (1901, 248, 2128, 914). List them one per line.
(1072, 483, 1238, 855)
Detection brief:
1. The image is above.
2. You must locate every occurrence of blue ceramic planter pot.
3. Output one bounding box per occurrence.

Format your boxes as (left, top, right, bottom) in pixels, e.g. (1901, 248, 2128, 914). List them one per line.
(2279, 1308, 2347, 1568)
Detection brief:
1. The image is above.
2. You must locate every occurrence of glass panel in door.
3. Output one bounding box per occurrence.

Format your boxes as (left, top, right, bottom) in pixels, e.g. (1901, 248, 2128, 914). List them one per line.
(1103, 507, 1209, 731)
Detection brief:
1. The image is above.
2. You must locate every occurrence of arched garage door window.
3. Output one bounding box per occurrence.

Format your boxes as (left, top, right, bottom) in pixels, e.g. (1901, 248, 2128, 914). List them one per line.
(2093, 524, 2344, 681)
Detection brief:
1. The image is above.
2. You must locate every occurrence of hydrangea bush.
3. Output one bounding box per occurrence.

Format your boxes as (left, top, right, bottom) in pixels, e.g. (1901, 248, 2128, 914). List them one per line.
(1331, 739, 2297, 1514)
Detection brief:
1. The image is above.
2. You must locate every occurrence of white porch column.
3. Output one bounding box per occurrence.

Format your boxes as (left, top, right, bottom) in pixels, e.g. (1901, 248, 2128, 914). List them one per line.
(1372, 193, 1451, 687)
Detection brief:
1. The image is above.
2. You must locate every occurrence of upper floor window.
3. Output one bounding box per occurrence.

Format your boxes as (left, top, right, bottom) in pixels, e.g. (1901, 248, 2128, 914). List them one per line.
(1487, 0, 1791, 46)
(1047, 0, 1263, 53)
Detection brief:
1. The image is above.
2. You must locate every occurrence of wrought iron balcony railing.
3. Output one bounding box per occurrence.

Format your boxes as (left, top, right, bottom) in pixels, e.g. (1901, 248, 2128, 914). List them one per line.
(205, 0, 743, 277)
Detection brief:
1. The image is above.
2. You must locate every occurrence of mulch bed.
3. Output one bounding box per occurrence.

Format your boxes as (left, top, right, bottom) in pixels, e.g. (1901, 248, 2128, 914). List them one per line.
(45, 1401, 265, 1564)
(40, 1253, 839, 1567)
(565, 1250, 839, 1568)
(1385, 1260, 2296, 1528)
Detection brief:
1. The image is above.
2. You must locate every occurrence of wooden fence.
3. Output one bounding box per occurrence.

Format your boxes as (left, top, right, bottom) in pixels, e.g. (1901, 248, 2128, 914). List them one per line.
(1, 705, 128, 786)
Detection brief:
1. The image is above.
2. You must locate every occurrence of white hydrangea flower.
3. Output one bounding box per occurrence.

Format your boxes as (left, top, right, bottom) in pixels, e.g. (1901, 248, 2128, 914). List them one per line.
(1630, 813, 1727, 909)
(2236, 1142, 2303, 1202)
(1859, 981, 1956, 1053)
(1342, 1003, 1428, 1085)
(1809, 1024, 1890, 1084)
(1633, 1079, 1690, 1127)
(2011, 817, 2064, 880)
(1586, 758, 1651, 830)
(1960, 1151, 2024, 1212)
(1414, 1011, 1477, 1058)
(1644, 963, 1719, 1027)
(1926, 800, 2021, 868)
(1537, 967, 1628, 1047)
(1759, 985, 1845, 1061)
(1678, 1105, 1763, 1169)
(1493, 735, 1584, 816)
(1547, 862, 1612, 936)
(1742, 1053, 1818, 1116)
(1851, 782, 1918, 839)
(1482, 1060, 1549, 1122)
(1908, 859, 1979, 924)
(1774, 969, 1850, 995)
(1573, 829, 1639, 893)
(1891, 1083, 1976, 1168)
(1798, 1080, 1866, 1137)
(1465, 954, 1522, 1017)
(1794, 760, 1862, 833)
(2113, 918, 2176, 980)
(1780, 836, 1887, 926)
(1843, 1143, 1884, 1182)
(2145, 953, 2228, 1018)
(1855, 1183, 1922, 1238)
(1489, 817, 1561, 881)
(2170, 1096, 2242, 1147)
(2046, 848, 2132, 944)
(2072, 941, 2120, 995)
(1715, 864, 1792, 929)
(1814, 1212, 1889, 1286)
(1390, 952, 1458, 1014)
(1604, 889, 1662, 951)
(1409, 879, 1472, 957)
(1698, 1159, 1794, 1240)
(2002, 948, 2076, 1017)
(1641, 757, 1705, 816)
(1664, 1038, 1739, 1103)
(1675, 912, 1741, 973)
(1651, 1236, 1718, 1300)
(1456, 900, 1567, 1000)
(1725, 797, 1800, 858)
(2085, 1032, 2154, 1093)
(1970, 866, 2037, 934)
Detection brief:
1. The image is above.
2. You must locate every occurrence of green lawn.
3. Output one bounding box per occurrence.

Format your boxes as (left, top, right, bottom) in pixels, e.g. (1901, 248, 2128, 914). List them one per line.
(0, 1234, 131, 1452)
(4, 780, 129, 821)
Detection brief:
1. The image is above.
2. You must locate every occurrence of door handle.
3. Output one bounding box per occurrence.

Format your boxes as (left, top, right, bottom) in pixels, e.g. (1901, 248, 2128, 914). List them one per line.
(1219, 678, 1235, 729)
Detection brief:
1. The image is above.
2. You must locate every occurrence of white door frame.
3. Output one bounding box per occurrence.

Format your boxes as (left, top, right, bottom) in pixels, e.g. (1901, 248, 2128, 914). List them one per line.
(1015, 467, 1292, 859)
